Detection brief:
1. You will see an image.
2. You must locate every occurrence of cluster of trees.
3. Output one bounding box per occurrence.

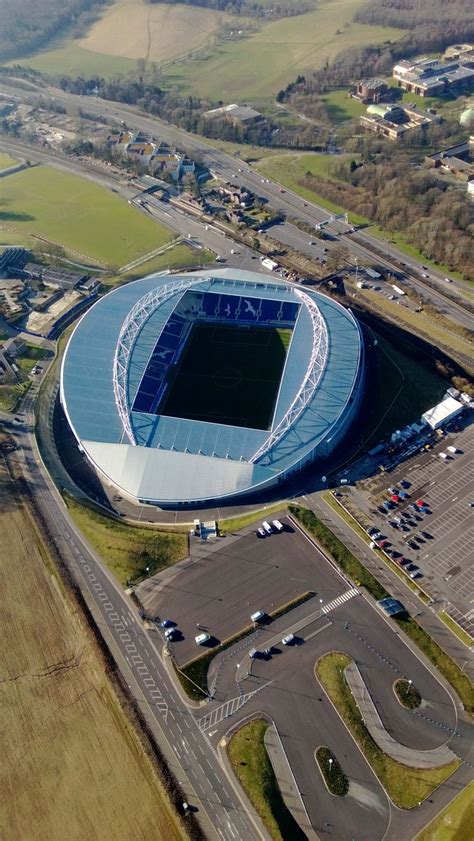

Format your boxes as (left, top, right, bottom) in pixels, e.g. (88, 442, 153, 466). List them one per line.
(0, 0, 107, 61)
(355, 0, 474, 31)
(298, 160, 473, 279)
(58, 75, 326, 149)
(146, 0, 310, 18)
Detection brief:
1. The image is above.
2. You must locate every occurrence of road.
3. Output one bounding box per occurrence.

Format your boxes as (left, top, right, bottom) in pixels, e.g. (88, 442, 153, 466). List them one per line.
(3, 383, 264, 841)
(0, 78, 472, 332)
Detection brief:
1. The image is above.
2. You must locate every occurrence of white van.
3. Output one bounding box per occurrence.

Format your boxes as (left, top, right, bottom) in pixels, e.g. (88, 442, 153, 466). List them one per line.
(282, 633, 295, 645)
(261, 521, 272, 535)
(250, 610, 265, 624)
(195, 633, 210, 645)
(272, 519, 284, 533)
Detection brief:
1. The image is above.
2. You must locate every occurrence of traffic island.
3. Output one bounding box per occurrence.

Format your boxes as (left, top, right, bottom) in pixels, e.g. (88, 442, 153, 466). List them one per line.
(315, 746, 349, 796)
(315, 652, 460, 809)
(394, 678, 422, 709)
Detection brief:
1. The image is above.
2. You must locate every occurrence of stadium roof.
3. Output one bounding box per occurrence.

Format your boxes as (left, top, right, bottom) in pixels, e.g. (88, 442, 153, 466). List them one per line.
(61, 269, 363, 505)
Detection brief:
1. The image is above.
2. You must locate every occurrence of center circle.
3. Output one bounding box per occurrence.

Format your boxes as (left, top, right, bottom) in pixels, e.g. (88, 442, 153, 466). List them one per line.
(213, 366, 242, 389)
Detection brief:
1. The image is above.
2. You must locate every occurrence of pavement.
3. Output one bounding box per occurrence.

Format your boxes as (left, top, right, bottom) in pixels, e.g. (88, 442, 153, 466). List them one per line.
(346, 662, 458, 768)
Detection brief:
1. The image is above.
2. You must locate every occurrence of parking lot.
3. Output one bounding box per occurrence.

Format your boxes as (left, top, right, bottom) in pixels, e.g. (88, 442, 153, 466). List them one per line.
(137, 515, 350, 664)
(352, 419, 474, 636)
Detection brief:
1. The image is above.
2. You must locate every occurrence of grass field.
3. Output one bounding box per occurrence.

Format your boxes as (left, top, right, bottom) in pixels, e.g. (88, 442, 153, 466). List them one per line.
(0, 152, 18, 171)
(316, 653, 460, 809)
(64, 496, 188, 585)
(0, 166, 172, 268)
(160, 324, 292, 430)
(227, 719, 307, 841)
(321, 89, 367, 122)
(166, 0, 403, 100)
(414, 781, 474, 841)
(0, 461, 184, 841)
(10, 0, 232, 78)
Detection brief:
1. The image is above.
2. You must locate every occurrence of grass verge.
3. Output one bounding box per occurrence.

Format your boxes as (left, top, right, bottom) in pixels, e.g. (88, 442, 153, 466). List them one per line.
(227, 719, 307, 841)
(177, 591, 315, 700)
(291, 505, 474, 716)
(413, 780, 474, 841)
(394, 679, 421, 709)
(315, 746, 349, 795)
(316, 653, 460, 809)
(439, 611, 474, 648)
(63, 495, 188, 586)
(289, 504, 388, 601)
(218, 502, 287, 535)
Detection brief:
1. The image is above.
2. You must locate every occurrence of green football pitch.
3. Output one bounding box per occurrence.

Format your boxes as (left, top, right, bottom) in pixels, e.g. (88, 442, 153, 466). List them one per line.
(160, 324, 293, 430)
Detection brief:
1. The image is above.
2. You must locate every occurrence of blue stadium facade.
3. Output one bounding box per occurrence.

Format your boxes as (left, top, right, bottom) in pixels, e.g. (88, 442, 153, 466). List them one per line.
(60, 269, 364, 506)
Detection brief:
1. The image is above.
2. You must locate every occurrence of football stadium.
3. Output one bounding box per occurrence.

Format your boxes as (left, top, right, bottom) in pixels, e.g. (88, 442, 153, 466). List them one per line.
(60, 269, 364, 506)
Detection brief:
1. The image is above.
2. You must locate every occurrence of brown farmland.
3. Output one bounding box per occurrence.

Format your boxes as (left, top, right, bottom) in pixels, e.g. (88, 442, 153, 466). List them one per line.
(0, 456, 184, 841)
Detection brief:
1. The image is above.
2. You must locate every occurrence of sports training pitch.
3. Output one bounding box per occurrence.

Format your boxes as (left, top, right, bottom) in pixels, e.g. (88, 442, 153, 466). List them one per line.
(160, 324, 292, 430)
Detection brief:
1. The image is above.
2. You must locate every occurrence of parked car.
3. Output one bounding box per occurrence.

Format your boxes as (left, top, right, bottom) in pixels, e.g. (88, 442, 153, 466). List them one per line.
(161, 619, 174, 628)
(195, 633, 211, 645)
(282, 634, 295, 645)
(256, 527, 266, 538)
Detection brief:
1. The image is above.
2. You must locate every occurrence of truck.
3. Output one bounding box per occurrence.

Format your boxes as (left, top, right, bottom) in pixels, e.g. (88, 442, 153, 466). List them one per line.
(261, 256, 278, 271)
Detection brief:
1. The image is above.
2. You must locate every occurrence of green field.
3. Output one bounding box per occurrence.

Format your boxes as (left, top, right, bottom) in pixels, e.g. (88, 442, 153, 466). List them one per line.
(160, 324, 292, 430)
(0, 152, 18, 171)
(166, 0, 403, 100)
(414, 781, 474, 841)
(255, 152, 369, 225)
(321, 89, 367, 122)
(0, 166, 173, 268)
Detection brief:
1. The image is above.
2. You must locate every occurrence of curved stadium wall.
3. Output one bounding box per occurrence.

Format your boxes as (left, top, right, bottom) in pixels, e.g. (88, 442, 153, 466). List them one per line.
(60, 269, 364, 506)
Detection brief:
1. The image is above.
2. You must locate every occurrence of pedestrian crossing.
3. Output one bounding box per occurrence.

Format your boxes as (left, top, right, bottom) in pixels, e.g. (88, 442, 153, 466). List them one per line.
(197, 682, 272, 732)
(321, 587, 359, 614)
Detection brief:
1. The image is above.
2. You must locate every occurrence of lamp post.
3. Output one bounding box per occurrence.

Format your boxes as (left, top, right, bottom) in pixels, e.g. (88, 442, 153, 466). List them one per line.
(328, 757, 333, 774)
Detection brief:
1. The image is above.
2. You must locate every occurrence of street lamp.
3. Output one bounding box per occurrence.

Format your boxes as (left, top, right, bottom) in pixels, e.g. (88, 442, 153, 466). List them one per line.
(328, 758, 333, 773)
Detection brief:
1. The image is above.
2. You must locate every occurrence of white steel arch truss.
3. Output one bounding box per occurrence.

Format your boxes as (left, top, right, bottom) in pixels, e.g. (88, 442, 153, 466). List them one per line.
(249, 288, 328, 465)
(113, 277, 208, 444)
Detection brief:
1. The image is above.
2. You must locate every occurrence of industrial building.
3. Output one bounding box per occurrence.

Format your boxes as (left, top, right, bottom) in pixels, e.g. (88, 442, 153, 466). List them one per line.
(61, 269, 364, 507)
(354, 78, 388, 103)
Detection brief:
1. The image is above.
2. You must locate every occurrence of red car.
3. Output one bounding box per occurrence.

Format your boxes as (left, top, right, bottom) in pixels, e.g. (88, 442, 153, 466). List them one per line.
(416, 499, 426, 507)
(391, 494, 400, 503)
(377, 539, 389, 548)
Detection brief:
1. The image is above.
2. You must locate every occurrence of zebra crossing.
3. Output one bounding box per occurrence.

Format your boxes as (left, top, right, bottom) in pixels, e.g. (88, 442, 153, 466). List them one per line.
(75, 552, 169, 722)
(197, 682, 272, 733)
(321, 587, 360, 614)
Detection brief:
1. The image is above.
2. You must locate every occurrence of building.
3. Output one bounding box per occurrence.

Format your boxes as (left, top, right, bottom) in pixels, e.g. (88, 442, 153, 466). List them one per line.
(360, 103, 433, 140)
(60, 269, 364, 507)
(425, 138, 474, 181)
(0, 278, 27, 318)
(421, 397, 464, 430)
(204, 103, 263, 125)
(444, 44, 474, 62)
(355, 78, 388, 102)
(393, 56, 474, 97)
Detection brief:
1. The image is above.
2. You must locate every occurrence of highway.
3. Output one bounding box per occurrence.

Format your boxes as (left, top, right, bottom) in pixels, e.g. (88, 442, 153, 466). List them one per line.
(0, 77, 472, 332)
(2, 382, 264, 841)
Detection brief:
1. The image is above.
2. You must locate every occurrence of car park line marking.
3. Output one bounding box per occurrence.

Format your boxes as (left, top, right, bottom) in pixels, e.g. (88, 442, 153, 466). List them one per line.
(304, 620, 332, 642)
